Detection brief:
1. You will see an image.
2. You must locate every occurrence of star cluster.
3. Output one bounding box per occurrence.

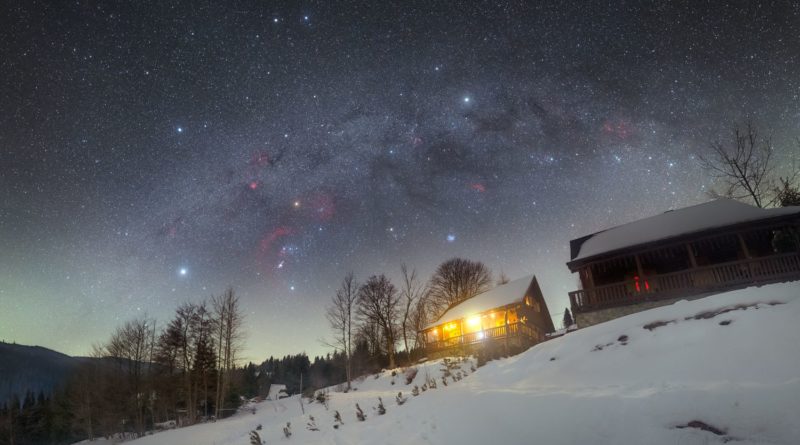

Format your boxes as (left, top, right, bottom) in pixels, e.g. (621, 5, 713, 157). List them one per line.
(1, 1, 799, 359)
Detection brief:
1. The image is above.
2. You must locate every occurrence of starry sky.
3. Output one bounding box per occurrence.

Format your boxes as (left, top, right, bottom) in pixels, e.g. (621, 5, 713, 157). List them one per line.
(2, 1, 799, 361)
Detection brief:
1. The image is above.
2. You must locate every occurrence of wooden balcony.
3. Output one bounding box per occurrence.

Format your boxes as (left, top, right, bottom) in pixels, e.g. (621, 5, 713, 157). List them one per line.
(569, 252, 800, 313)
(423, 322, 537, 352)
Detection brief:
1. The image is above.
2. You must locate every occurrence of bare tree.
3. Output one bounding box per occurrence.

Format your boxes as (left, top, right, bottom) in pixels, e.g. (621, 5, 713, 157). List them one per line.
(325, 273, 359, 390)
(775, 177, 800, 207)
(102, 316, 156, 436)
(700, 122, 777, 208)
(356, 275, 401, 369)
(408, 293, 430, 349)
(427, 258, 493, 320)
(497, 270, 510, 286)
(399, 264, 427, 354)
(212, 288, 244, 419)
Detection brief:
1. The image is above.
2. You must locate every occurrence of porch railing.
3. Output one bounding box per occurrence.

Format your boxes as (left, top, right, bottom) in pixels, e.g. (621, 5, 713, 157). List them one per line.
(569, 252, 800, 313)
(424, 322, 535, 352)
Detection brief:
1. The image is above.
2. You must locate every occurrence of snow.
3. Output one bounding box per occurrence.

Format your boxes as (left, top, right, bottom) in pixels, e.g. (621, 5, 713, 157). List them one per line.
(266, 384, 288, 400)
(85, 281, 800, 445)
(573, 199, 800, 262)
(424, 275, 534, 330)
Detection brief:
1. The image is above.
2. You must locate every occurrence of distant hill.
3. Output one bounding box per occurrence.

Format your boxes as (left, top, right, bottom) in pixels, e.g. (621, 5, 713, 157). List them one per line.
(0, 341, 87, 404)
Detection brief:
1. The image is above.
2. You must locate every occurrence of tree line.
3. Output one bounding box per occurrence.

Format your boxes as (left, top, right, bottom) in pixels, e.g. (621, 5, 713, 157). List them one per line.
(0, 288, 245, 445)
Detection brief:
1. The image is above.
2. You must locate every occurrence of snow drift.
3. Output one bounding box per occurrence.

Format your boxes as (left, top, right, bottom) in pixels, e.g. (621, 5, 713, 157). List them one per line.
(91, 281, 800, 445)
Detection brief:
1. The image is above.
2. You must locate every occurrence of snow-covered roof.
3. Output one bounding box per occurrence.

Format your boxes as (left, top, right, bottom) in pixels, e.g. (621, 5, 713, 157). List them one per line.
(424, 275, 534, 330)
(571, 199, 800, 263)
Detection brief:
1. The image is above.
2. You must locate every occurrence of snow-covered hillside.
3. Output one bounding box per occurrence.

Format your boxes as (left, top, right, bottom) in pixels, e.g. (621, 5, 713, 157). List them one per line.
(94, 282, 800, 445)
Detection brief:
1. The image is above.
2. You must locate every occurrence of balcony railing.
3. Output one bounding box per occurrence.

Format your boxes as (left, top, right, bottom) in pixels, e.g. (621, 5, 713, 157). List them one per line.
(423, 322, 536, 352)
(569, 252, 800, 313)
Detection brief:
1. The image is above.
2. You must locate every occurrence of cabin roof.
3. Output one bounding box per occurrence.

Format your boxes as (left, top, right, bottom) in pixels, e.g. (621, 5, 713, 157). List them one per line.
(570, 199, 800, 264)
(423, 274, 534, 330)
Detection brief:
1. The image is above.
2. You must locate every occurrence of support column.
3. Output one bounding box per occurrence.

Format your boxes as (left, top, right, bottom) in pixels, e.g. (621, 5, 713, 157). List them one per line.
(686, 243, 698, 268)
(737, 233, 751, 258)
(634, 254, 647, 294)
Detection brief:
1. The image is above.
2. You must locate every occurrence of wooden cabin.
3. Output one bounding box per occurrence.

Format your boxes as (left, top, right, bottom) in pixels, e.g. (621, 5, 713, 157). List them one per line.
(419, 275, 555, 355)
(567, 199, 800, 327)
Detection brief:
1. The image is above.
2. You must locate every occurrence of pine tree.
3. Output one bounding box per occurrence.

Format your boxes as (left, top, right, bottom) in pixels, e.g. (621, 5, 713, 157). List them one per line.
(355, 404, 366, 421)
(563, 308, 574, 328)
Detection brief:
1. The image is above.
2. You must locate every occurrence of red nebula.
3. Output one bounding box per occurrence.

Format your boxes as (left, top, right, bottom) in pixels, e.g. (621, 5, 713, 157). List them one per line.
(470, 183, 486, 192)
(259, 226, 293, 252)
(249, 151, 271, 167)
(249, 181, 259, 190)
(602, 119, 633, 140)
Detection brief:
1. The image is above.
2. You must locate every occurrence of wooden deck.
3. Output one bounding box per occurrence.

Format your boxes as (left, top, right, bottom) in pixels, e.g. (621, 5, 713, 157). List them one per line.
(569, 252, 800, 313)
(423, 322, 537, 352)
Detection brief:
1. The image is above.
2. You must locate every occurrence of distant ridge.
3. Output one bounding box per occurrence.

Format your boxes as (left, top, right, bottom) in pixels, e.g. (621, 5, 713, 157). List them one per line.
(0, 341, 86, 404)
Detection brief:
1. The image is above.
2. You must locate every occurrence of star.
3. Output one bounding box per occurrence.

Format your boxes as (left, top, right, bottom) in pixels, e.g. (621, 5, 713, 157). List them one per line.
(176, 126, 183, 133)
(179, 268, 188, 276)
(463, 96, 471, 103)
(446, 234, 456, 242)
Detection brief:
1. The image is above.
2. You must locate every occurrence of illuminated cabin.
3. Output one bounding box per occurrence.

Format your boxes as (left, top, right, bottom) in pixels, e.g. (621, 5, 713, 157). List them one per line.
(567, 199, 800, 327)
(419, 275, 555, 354)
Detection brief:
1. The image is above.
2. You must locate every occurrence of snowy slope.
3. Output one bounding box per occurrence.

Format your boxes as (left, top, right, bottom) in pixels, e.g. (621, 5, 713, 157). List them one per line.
(92, 281, 800, 445)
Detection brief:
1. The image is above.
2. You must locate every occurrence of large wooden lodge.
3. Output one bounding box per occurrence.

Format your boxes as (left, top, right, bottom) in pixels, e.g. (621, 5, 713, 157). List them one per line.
(419, 275, 555, 354)
(567, 199, 800, 327)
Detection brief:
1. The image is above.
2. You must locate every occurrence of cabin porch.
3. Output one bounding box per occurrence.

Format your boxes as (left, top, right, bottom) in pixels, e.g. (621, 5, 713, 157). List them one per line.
(569, 224, 800, 315)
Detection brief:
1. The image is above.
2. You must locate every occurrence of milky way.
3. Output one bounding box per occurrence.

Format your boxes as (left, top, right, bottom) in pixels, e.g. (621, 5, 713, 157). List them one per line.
(1, 1, 799, 360)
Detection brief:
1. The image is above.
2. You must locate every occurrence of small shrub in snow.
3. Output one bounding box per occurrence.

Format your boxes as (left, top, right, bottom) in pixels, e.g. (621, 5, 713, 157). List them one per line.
(470, 365, 476, 372)
(306, 415, 319, 431)
(249, 430, 263, 445)
(411, 385, 420, 396)
(391, 370, 397, 377)
(428, 378, 437, 389)
(333, 410, 344, 429)
(283, 422, 292, 438)
(404, 367, 418, 384)
(421, 383, 427, 392)
(441, 376, 448, 386)
(356, 403, 367, 421)
(256, 424, 262, 430)
(377, 397, 386, 415)
(643, 320, 675, 331)
(396, 391, 407, 405)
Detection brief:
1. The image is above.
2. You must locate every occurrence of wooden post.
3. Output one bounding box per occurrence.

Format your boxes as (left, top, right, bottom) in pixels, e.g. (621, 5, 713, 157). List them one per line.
(737, 233, 751, 258)
(686, 243, 697, 268)
(299, 373, 304, 414)
(504, 310, 509, 354)
(634, 254, 646, 295)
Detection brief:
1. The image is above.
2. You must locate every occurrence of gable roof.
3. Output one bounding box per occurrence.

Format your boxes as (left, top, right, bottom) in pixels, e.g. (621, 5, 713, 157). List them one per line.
(569, 199, 800, 264)
(424, 275, 535, 330)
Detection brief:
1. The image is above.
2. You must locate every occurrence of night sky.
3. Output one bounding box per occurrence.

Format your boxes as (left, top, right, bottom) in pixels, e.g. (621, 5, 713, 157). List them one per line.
(2, 1, 799, 361)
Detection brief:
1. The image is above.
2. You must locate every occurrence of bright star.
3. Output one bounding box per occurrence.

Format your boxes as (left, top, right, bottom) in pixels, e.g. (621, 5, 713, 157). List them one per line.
(290, 285, 295, 291)
(463, 97, 470, 103)
(176, 127, 183, 133)
(446, 234, 456, 242)
(179, 268, 187, 276)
